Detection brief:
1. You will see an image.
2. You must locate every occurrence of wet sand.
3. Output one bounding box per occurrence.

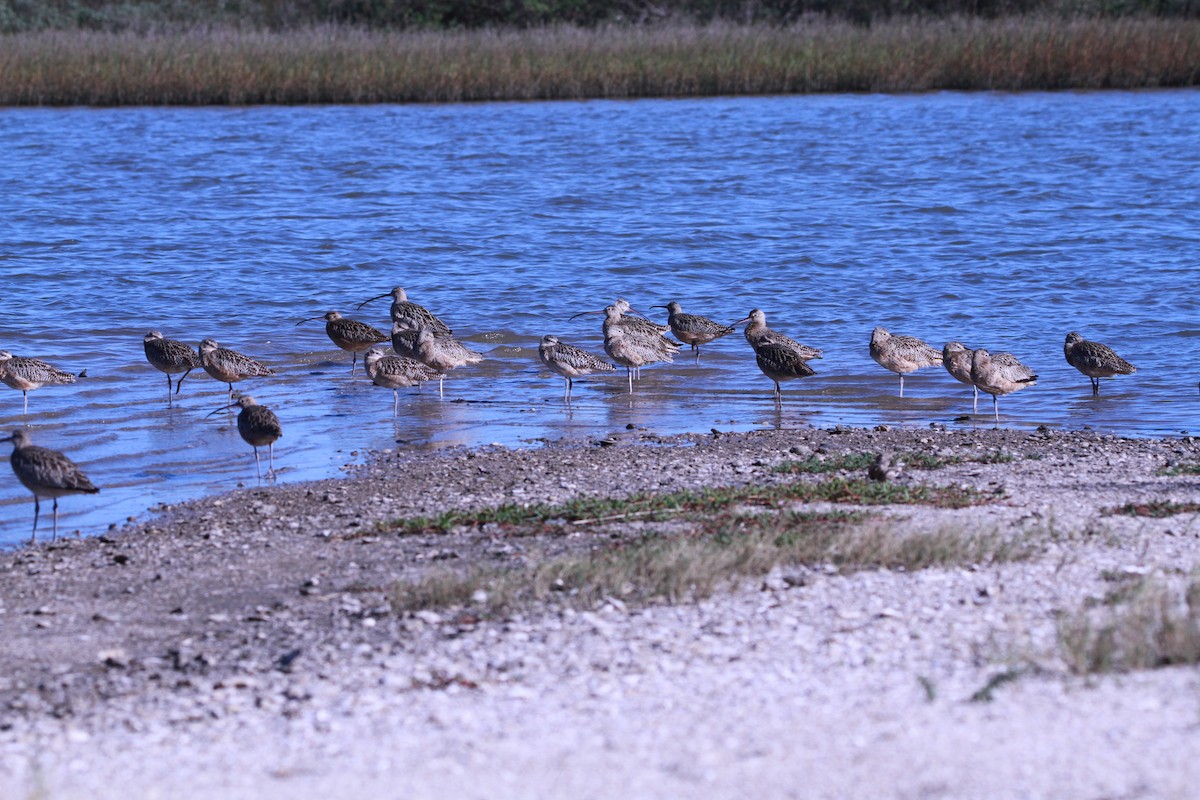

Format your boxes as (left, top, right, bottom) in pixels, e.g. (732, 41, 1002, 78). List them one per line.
(1, 425, 1199, 798)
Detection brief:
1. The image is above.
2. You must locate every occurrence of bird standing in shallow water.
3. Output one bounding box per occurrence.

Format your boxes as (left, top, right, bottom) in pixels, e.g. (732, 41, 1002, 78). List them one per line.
(970, 348, 1037, 422)
(869, 326, 942, 397)
(2, 429, 99, 542)
(0, 351, 79, 415)
(411, 327, 483, 397)
(208, 396, 282, 480)
(199, 339, 276, 404)
(943, 342, 980, 413)
(538, 335, 615, 401)
(357, 287, 453, 336)
(298, 310, 387, 374)
(1064, 332, 1135, 396)
(651, 301, 735, 362)
(364, 348, 442, 413)
(753, 341, 817, 406)
(143, 332, 202, 405)
(733, 309, 823, 361)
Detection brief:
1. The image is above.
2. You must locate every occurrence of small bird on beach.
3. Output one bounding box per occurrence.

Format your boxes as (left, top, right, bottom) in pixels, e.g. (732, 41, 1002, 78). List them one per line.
(143, 331, 202, 405)
(357, 287, 453, 336)
(2, 429, 99, 543)
(870, 326, 942, 397)
(199, 339, 276, 404)
(0, 351, 80, 414)
(651, 301, 735, 362)
(733, 309, 823, 361)
(298, 310, 388, 374)
(364, 347, 443, 413)
(538, 335, 616, 401)
(207, 395, 282, 480)
(970, 348, 1037, 422)
(1064, 332, 1136, 396)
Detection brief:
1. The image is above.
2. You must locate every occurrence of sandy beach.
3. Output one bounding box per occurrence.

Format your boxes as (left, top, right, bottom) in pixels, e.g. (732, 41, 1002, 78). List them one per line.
(1, 424, 1199, 799)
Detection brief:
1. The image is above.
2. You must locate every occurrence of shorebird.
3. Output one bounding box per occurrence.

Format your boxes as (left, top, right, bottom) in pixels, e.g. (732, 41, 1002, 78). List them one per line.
(538, 335, 616, 400)
(364, 348, 442, 413)
(870, 326, 942, 397)
(1064, 332, 1136, 396)
(971, 348, 1037, 422)
(0, 351, 79, 414)
(390, 323, 421, 359)
(651, 301, 735, 362)
(357, 287, 452, 336)
(143, 331, 201, 405)
(754, 341, 817, 405)
(572, 301, 679, 380)
(199, 339, 276, 403)
(2, 429, 98, 543)
(733, 309, 823, 361)
(412, 327, 484, 397)
(298, 311, 387, 374)
(942, 342, 980, 412)
(208, 396, 282, 479)
(599, 305, 675, 393)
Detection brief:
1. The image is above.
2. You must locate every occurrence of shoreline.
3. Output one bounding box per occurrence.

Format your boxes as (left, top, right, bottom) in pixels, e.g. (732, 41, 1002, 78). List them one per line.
(2, 425, 1200, 797)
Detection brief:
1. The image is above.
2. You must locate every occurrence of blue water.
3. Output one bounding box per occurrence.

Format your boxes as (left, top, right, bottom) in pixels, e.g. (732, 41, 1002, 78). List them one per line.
(1, 90, 1198, 545)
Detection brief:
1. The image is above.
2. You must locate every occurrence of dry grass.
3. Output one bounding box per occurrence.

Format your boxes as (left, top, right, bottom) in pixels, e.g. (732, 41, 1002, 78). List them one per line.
(1, 16, 1197, 105)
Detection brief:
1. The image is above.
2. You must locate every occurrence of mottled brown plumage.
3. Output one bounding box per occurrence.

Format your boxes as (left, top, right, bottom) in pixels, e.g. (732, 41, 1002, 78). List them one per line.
(1064, 332, 1135, 396)
(652, 301, 735, 362)
(0, 350, 78, 414)
(754, 341, 817, 404)
(143, 331, 202, 404)
(199, 339, 276, 404)
(971, 348, 1037, 422)
(870, 326, 942, 397)
(3, 429, 99, 542)
(538, 335, 615, 400)
(358, 287, 452, 336)
(364, 347, 442, 413)
(300, 310, 388, 374)
(734, 309, 823, 361)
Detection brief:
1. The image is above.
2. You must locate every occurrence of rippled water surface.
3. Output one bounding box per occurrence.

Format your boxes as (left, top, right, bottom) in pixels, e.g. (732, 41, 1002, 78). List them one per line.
(2, 91, 1198, 545)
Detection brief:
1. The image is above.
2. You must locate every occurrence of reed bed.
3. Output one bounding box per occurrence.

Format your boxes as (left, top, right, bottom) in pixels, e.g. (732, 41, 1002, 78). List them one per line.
(1, 16, 1198, 105)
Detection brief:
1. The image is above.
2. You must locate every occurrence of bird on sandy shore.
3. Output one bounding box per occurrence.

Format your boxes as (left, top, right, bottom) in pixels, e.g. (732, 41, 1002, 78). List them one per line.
(870, 326, 942, 397)
(651, 301, 735, 362)
(0, 351, 81, 415)
(753, 341, 816, 405)
(143, 331, 202, 405)
(538, 335, 616, 401)
(2, 429, 99, 543)
(199, 339, 276, 404)
(971, 348, 1038, 422)
(943, 342, 980, 413)
(208, 395, 283, 480)
(298, 310, 388, 374)
(410, 327, 484, 397)
(1064, 332, 1136, 396)
(733, 309, 823, 361)
(357, 287, 453, 336)
(364, 347, 443, 413)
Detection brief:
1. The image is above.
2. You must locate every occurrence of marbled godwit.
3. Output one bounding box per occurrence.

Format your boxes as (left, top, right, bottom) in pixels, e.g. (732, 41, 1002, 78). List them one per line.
(754, 341, 817, 405)
(538, 335, 616, 400)
(571, 302, 679, 380)
(600, 306, 675, 393)
(412, 327, 484, 397)
(199, 339, 276, 403)
(299, 311, 387, 374)
(942, 342, 979, 412)
(143, 332, 201, 405)
(0, 351, 79, 415)
(390, 324, 421, 360)
(357, 287, 452, 336)
(208, 396, 282, 479)
(651, 301, 735, 362)
(733, 309, 823, 361)
(869, 326, 942, 397)
(364, 348, 442, 413)
(1064, 332, 1136, 396)
(971, 348, 1037, 422)
(2, 429, 98, 543)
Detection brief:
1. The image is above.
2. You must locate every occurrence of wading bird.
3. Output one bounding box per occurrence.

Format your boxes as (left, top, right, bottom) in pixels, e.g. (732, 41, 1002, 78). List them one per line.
(651, 301, 735, 362)
(538, 335, 615, 401)
(2, 429, 99, 542)
(207, 395, 282, 479)
(869, 326, 942, 397)
(357, 287, 452, 336)
(298, 310, 387, 374)
(143, 332, 202, 405)
(0, 351, 80, 414)
(199, 339, 276, 404)
(1064, 332, 1135, 396)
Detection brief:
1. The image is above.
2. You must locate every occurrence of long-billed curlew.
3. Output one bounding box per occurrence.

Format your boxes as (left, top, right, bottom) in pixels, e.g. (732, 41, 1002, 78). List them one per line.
(357, 287, 452, 336)
(208, 396, 282, 479)
(0, 351, 79, 414)
(143, 331, 201, 405)
(598, 305, 675, 393)
(538, 335, 616, 401)
(2, 429, 98, 542)
(572, 301, 679, 380)
(651, 301, 735, 362)
(754, 341, 817, 405)
(870, 326, 942, 397)
(1064, 332, 1136, 396)
(733, 309, 823, 361)
(942, 342, 980, 412)
(199, 339, 276, 403)
(364, 347, 442, 413)
(299, 311, 387, 374)
(411, 327, 483, 397)
(971, 348, 1037, 422)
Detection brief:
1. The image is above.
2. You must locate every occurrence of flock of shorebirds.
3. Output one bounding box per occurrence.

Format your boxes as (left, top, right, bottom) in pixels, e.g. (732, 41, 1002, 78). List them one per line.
(1, 286, 1138, 543)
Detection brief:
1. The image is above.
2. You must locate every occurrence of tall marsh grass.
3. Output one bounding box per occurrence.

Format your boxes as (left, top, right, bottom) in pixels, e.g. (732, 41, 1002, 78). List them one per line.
(1, 16, 1197, 105)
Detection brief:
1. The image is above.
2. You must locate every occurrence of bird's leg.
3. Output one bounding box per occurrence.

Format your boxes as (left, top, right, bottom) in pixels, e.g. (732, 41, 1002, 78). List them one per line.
(227, 384, 235, 406)
(898, 373, 904, 398)
(176, 368, 192, 395)
(51, 498, 59, 543)
(351, 352, 357, 375)
(993, 395, 999, 423)
(439, 376, 445, 398)
(565, 377, 572, 402)
(268, 442, 276, 480)
(393, 389, 399, 416)
(972, 386, 978, 414)
(1092, 377, 1100, 396)
(166, 372, 174, 405)
(693, 345, 700, 364)
(31, 495, 40, 542)
(22, 391, 28, 416)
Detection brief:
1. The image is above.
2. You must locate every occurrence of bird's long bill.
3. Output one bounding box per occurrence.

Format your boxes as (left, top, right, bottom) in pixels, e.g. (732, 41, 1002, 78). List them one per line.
(567, 309, 606, 321)
(648, 305, 668, 311)
(729, 316, 751, 326)
(295, 314, 326, 326)
(356, 293, 391, 310)
(0, 434, 12, 444)
(204, 402, 239, 418)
